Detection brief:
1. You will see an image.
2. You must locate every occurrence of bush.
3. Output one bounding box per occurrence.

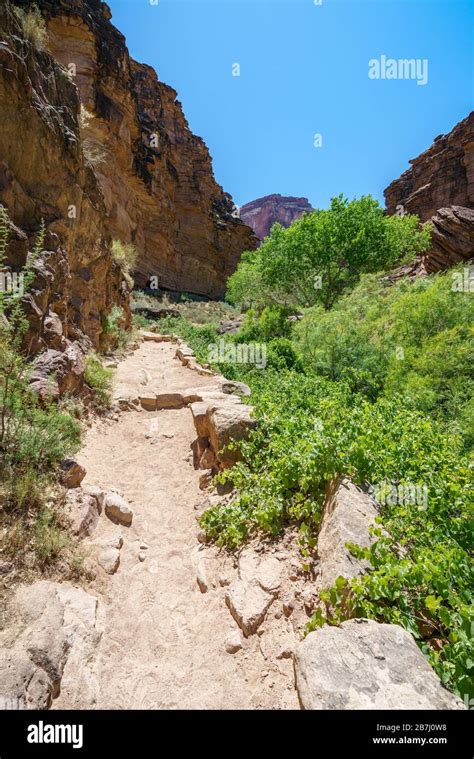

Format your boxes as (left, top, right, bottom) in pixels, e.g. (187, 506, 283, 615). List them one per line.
(294, 268, 474, 447)
(13, 3, 48, 51)
(84, 354, 113, 409)
(0, 208, 81, 572)
(112, 240, 138, 274)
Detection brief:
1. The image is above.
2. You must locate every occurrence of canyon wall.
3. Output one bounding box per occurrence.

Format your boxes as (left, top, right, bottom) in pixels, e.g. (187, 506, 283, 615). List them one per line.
(240, 194, 313, 241)
(32, 0, 256, 298)
(384, 112, 474, 272)
(0, 1, 130, 367)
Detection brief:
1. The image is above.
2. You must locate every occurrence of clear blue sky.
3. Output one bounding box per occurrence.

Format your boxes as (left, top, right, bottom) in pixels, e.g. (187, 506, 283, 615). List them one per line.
(107, 0, 473, 209)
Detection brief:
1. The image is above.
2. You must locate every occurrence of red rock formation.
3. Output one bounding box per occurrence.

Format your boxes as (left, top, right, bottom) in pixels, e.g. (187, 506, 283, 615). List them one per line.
(0, 2, 131, 365)
(240, 194, 313, 241)
(384, 113, 474, 221)
(34, 0, 256, 298)
(384, 113, 473, 273)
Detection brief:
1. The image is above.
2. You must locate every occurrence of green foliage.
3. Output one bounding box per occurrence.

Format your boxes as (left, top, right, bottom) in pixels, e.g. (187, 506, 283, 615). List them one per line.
(84, 354, 113, 409)
(294, 268, 474, 448)
(236, 305, 293, 343)
(176, 257, 472, 699)
(227, 195, 431, 310)
(101, 305, 129, 349)
(34, 507, 70, 566)
(0, 208, 80, 572)
(111, 240, 138, 274)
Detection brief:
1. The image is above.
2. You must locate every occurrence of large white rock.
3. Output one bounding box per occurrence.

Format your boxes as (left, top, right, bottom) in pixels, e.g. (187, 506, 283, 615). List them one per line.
(318, 478, 379, 589)
(104, 492, 133, 526)
(0, 582, 101, 710)
(225, 580, 274, 637)
(207, 403, 256, 468)
(295, 619, 465, 710)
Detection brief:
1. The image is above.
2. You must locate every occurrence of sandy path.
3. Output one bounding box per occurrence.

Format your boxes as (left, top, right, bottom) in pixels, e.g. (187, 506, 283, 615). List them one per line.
(55, 341, 298, 710)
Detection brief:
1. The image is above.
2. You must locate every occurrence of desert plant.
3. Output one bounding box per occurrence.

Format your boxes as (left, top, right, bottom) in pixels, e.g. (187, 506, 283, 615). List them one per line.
(13, 3, 48, 51)
(82, 137, 108, 168)
(112, 240, 138, 274)
(84, 354, 113, 409)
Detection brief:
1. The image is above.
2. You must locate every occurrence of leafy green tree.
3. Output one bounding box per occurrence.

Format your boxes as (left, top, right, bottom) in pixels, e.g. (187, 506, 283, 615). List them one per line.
(227, 195, 431, 310)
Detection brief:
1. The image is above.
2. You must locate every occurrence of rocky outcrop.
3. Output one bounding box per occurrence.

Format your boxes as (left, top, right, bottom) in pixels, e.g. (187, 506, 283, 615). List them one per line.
(29, 0, 256, 298)
(240, 194, 313, 240)
(427, 206, 474, 272)
(294, 619, 465, 710)
(384, 113, 474, 273)
(0, 581, 102, 709)
(317, 478, 379, 590)
(0, 3, 131, 363)
(384, 113, 473, 221)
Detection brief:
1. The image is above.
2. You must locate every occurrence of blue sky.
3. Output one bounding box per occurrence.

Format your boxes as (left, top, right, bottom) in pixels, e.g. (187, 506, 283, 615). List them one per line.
(107, 0, 473, 209)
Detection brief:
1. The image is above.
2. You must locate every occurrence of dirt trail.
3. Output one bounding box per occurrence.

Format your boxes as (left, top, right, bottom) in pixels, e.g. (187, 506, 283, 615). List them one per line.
(55, 340, 299, 710)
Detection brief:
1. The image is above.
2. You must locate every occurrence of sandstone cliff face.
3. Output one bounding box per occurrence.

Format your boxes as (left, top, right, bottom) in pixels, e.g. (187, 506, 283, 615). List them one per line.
(35, 0, 256, 298)
(0, 2, 130, 365)
(240, 194, 313, 241)
(384, 113, 474, 272)
(384, 113, 474, 221)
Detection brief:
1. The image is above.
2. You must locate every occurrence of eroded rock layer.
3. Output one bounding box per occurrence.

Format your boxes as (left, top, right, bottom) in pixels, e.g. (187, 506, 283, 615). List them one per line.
(0, 2, 130, 357)
(32, 0, 256, 298)
(240, 194, 313, 241)
(384, 113, 474, 273)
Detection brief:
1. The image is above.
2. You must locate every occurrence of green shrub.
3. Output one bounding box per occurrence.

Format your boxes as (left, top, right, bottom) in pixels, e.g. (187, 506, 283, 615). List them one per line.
(34, 507, 70, 566)
(0, 208, 81, 573)
(294, 268, 474, 447)
(84, 354, 113, 409)
(101, 305, 129, 349)
(112, 240, 138, 274)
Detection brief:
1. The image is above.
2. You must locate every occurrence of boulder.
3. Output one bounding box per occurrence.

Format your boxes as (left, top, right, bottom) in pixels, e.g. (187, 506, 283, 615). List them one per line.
(238, 550, 282, 596)
(98, 547, 120, 575)
(294, 619, 465, 710)
(317, 478, 379, 589)
(104, 492, 133, 526)
(141, 331, 172, 342)
(221, 380, 251, 397)
(29, 341, 86, 399)
(64, 490, 100, 538)
(0, 582, 100, 710)
(225, 580, 274, 637)
(60, 459, 86, 489)
(176, 344, 194, 365)
(207, 403, 256, 469)
(81, 484, 105, 512)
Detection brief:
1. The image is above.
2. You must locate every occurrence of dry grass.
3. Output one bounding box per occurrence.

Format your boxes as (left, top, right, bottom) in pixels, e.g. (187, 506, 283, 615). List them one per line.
(13, 3, 48, 51)
(83, 137, 108, 168)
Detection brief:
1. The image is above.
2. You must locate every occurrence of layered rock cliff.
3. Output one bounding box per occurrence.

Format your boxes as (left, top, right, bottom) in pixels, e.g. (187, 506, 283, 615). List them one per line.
(31, 0, 256, 298)
(240, 194, 313, 241)
(384, 112, 474, 272)
(0, 1, 130, 375)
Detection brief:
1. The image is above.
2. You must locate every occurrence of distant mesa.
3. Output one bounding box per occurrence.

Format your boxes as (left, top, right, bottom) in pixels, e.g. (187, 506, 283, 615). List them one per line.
(240, 194, 313, 241)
